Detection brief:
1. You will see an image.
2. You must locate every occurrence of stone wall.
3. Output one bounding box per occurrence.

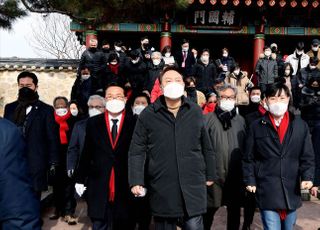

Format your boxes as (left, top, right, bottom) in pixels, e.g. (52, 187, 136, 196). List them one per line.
(0, 70, 77, 116)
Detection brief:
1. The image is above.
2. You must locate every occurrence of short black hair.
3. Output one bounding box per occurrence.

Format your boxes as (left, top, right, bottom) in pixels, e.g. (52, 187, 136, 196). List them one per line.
(141, 36, 149, 41)
(181, 38, 189, 45)
(310, 57, 319, 66)
(230, 63, 240, 73)
(161, 45, 171, 55)
(131, 92, 151, 106)
(104, 82, 125, 96)
(108, 53, 120, 63)
(158, 65, 183, 84)
(201, 48, 210, 55)
(114, 40, 123, 47)
(265, 83, 291, 98)
(296, 41, 305, 51)
(53, 96, 68, 107)
(17, 71, 38, 86)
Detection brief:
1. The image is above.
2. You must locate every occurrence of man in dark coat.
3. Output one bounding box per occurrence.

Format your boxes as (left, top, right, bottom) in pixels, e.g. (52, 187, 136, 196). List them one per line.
(191, 48, 218, 95)
(67, 95, 106, 177)
(204, 84, 246, 230)
(243, 83, 314, 229)
(144, 51, 165, 93)
(255, 46, 279, 93)
(0, 118, 41, 230)
(122, 49, 147, 95)
(75, 85, 136, 230)
(129, 67, 215, 230)
(175, 38, 196, 77)
(78, 38, 107, 90)
(4, 71, 59, 198)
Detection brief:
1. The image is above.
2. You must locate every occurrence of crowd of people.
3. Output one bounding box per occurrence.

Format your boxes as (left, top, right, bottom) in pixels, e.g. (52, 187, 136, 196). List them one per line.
(0, 35, 320, 230)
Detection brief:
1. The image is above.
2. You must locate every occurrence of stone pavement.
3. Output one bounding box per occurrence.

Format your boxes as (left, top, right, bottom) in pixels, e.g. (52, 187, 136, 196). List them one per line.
(42, 199, 320, 230)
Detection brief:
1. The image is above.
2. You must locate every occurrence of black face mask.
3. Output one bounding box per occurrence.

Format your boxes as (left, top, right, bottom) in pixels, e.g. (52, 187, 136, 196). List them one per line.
(18, 87, 38, 102)
(102, 48, 110, 53)
(89, 47, 97, 52)
(186, 86, 196, 93)
(142, 43, 149, 50)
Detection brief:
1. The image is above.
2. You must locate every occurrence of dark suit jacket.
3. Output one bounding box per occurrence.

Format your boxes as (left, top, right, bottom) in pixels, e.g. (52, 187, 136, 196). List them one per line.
(76, 111, 135, 219)
(0, 118, 41, 230)
(4, 100, 60, 191)
(67, 118, 88, 171)
(175, 50, 196, 77)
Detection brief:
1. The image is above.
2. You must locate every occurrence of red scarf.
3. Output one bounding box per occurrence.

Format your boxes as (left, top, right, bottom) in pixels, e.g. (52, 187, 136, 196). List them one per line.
(109, 64, 119, 75)
(54, 111, 71, 145)
(268, 111, 289, 144)
(202, 102, 216, 115)
(258, 104, 267, 116)
(104, 111, 126, 202)
(268, 111, 290, 220)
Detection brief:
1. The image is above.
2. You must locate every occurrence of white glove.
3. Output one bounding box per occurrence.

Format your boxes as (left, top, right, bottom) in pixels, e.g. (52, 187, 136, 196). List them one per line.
(75, 183, 86, 197)
(67, 169, 74, 178)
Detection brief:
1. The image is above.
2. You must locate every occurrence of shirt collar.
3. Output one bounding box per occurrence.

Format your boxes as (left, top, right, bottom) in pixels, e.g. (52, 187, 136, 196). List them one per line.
(153, 95, 191, 112)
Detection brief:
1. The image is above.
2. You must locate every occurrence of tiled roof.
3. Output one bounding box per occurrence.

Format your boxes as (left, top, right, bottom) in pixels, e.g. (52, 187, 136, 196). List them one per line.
(0, 58, 79, 72)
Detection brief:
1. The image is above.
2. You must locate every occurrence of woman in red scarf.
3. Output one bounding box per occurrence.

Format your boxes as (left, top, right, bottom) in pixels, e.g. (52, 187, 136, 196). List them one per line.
(51, 96, 77, 225)
(243, 83, 315, 230)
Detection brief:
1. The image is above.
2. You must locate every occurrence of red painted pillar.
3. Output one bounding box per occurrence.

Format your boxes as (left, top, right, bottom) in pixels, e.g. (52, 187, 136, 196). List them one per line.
(160, 16, 172, 51)
(253, 33, 265, 69)
(85, 30, 98, 48)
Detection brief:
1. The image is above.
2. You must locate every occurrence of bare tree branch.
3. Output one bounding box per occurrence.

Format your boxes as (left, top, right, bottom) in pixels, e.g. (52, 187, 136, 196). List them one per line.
(27, 14, 84, 59)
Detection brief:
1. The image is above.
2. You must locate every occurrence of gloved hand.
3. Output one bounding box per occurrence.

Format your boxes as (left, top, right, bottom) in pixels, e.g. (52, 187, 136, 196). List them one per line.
(75, 183, 86, 197)
(67, 169, 74, 178)
(49, 164, 56, 177)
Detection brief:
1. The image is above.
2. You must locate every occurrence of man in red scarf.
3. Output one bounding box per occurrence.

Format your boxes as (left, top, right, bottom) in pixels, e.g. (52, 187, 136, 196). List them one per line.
(243, 83, 315, 230)
(75, 84, 136, 230)
(51, 96, 77, 225)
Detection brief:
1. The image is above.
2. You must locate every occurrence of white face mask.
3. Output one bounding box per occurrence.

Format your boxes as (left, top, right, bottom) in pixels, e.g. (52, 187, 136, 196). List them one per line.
(201, 55, 209, 63)
(106, 99, 125, 114)
(133, 105, 146, 115)
(163, 82, 185, 100)
(115, 46, 121, 52)
(222, 53, 228, 57)
(219, 99, 235, 112)
(70, 109, 78, 117)
(285, 69, 291, 76)
(268, 102, 288, 117)
(182, 47, 189, 52)
(233, 70, 240, 75)
(310, 65, 317, 70)
(312, 46, 319, 52)
(81, 74, 90, 80)
(89, 108, 103, 117)
(152, 59, 161, 66)
(131, 58, 139, 64)
(250, 95, 261, 103)
(264, 51, 272, 57)
(165, 52, 171, 58)
(56, 108, 68, 117)
(110, 61, 118, 65)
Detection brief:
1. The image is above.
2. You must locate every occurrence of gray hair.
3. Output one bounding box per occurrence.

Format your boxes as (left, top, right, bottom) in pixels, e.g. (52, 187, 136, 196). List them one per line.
(216, 83, 238, 98)
(151, 51, 162, 59)
(87, 95, 106, 106)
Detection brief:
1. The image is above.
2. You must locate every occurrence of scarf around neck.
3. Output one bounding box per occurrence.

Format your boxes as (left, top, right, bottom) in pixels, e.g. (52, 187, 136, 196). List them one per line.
(215, 106, 237, 130)
(54, 111, 71, 144)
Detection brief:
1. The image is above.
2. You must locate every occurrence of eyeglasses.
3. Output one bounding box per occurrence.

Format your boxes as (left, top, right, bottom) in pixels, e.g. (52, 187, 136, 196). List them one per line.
(89, 106, 104, 109)
(220, 95, 236, 100)
(105, 96, 125, 101)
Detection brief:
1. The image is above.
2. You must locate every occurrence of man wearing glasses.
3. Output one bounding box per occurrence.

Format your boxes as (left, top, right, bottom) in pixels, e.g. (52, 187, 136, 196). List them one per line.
(204, 84, 247, 230)
(75, 85, 136, 230)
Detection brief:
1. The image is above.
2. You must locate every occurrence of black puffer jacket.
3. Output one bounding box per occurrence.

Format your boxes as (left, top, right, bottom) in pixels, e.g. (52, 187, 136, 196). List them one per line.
(123, 59, 147, 93)
(255, 57, 278, 84)
(191, 60, 218, 94)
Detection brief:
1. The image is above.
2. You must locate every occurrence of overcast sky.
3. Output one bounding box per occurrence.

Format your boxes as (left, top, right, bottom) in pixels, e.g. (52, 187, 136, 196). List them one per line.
(0, 11, 76, 59)
(0, 12, 42, 58)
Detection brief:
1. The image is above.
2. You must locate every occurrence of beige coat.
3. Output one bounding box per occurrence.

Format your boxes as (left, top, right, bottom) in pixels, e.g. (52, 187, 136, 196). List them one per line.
(184, 90, 206, 107)
(225, 71, 251, 105)
(307, 50, 320, 69)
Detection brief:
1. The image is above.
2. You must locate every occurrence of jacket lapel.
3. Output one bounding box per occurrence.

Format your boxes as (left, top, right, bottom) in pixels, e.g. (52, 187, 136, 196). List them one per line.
(25, 103, 40, 134)
(104, 111, 126, 151)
